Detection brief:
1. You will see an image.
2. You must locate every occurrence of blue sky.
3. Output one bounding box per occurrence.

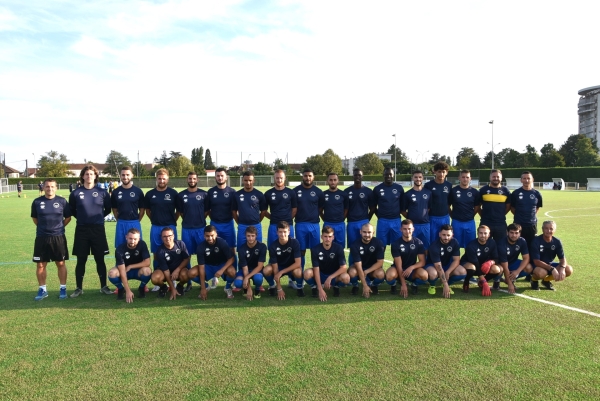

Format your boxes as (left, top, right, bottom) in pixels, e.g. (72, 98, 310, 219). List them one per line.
(2, 0, 599, 172)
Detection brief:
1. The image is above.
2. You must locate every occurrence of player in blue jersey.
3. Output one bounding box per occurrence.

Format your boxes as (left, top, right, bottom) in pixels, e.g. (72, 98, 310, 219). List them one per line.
(450, 170, 481, 248)
(111, 166, 145, 248)
(150, 227, 191, 300)
(263, 221, 304, 300)
(460, 225, 502, 296)
(304, 226, 350, 301)
(31, 179, 72, 300)
(189, 225, 236, 300)
(423, 225, 465, 298)
(107, 228, 152, 303)
(17, 180, 23, 197)
(235, 226, 267, 301)
(529, 221, 573, 291)
(233, 171, 267, 247)
(265, 169, 297, 244)
(479, 169, 511, 241)
(348, 223, 386, 298)
(510, 171, 542, 248)
(495, 223, 532, 294)
(321, 172, 348, 248)
(206, 167, 237, 263)
(385, 219, 425, 297)
(344, 168, 375, 249)
(69, 165, 112, 298)
(373, 167, 404, 247)
(294, 168, 324, 270)
(402, 170, 432, 249)
(424, 161, 452, 245)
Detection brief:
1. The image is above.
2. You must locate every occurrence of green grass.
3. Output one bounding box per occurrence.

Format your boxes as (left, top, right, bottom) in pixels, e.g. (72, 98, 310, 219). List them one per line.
(1, 188, 600, 400)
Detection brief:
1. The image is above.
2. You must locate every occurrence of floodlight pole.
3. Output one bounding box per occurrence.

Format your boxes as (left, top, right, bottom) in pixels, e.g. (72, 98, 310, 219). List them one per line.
(392, 134, 397, 181)
(489, 120, 494, 169)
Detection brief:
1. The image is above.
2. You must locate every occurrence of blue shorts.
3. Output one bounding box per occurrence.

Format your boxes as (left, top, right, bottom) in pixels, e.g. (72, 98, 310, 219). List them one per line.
(424, 262, 462, 284)
(203, 262, 226, 281)
(413, 223, 431, 250)
(149, 225, 178, 253)
(347, 220, 368, 249)
(295, 222, 321, 251)
(115, 219, 142, 248)
(506, 259, 529, 278)
(210, 220, 236, 248)
(311, 272, 345, 287)
(181, 227, 204, 255)
(429, 215, 450, 244)
(267, 224, 295, 246)
(237, 223, 263, 247)
(376, 217, 401, 246)
(124, 269, 145, 281)
(451, 219, 476, 248)
(323, 221, 346, 248)
(234, 270, 264, 288)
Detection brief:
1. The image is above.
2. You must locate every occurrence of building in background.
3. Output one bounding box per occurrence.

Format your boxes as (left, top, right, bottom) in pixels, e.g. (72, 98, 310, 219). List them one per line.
(578, 85, 600, 146)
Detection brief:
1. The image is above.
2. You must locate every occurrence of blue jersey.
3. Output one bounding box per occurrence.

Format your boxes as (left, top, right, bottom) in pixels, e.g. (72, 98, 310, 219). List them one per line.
(196, 237, 233, 266)
(294, 185, 324, 224)
(144, 187, 179, 226)
(479, 185, 511, 225)
(423, 180, 452, 217)
(111, 185, 145, 221)
(497, 237, 528, 265)
(268, 238, 301, 268)
(373, 183, 404, 219)
(69, 186, 111, 225)
(238, 241, 267, 270)
(115, 240, 150, 267)
(156, 240, 189, 272)
(177, 189, 208, 229)
(344, 185, 375, 222)
(31, 195, 71, 236)
(349, 237, 385, 268)
(460, 238, 499, 266)
(426, 238, 461, 266)
(530, 235, 565, 264)
(233, 188, 267, 225)
(322, 189, 348, 223)
(391, 236, 425, 267)
(450, 186, 480, 222)
(403, 188, 432, 224)
(310, 242, 347, 275)
(510, 188, 542, 226)
(206, 186, 236, 223)
(265, 187, 297, 225)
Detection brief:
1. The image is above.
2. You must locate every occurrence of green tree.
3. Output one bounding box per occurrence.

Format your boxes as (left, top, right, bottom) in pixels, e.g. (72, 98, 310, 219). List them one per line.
(273, 158, 288, 171)
(253, 162, 273, 175)
(558, 134, 597, 166)
(168, 156, 194, 176)
(204, 149, 216, 170)
(522, 145, 540, 168)
(104, 150, 132, 176)
(132, 161, 151, 177)
(496, 148, 521, 168)
(302, 149, 343, 175)
(154, 150, 170, 168)
(355, 153, 385, 175)
(456, 147, 481, 170)
(37, 150, 70, 177)
(386, 144, 411, 173)
(574, 136, 600, 166)
(190, 147, 206, 174)
(539, 143, 565, 167)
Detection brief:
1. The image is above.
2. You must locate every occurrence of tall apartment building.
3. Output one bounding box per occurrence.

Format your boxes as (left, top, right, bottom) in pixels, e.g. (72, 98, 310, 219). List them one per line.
(578, 85, 600, 144)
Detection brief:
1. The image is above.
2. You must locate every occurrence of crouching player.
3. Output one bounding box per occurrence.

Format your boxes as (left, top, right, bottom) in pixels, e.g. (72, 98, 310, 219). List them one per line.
(189, 225, 236, 300)
(348, 223, 385, 298)
(530, 220, 573, 291)
(495, 223, 532, 294)
(108, 228, 152, 303)
(385, 219, 425, 298)
(150, 227, 191, 300)
(263, 221, 304, 300)
(235, 226, 267, 301)
(461, 225, 501, 296)
(304, 226, 350, 301)
(423, 224, 464, 298)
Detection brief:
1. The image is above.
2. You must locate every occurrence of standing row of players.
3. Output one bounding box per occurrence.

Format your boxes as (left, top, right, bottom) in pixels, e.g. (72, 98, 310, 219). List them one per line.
(31, 161, 571, 300)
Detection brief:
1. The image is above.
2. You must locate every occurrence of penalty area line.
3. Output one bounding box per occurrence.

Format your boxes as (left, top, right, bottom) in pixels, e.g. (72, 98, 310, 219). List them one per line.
(499, 289, 600, 318)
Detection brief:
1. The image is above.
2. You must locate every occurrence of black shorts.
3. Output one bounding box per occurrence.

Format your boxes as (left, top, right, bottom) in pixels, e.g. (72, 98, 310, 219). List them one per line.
(33, 235, 69, 263)
(72, 225, 109, 258)
(520, 225, 537, 248)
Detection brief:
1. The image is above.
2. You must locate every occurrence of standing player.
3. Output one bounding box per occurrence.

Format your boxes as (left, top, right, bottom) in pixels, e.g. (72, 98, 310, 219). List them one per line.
(495, 223, 532, 294)
(461, 225, 502, 296)
(402, 170, 432, 249)
(111, 166, 145, 248)
(304, 226, 350, 301)
(294, 168, 324, 269)
(17, 181, 23, 197)
(233, 171, 267, 246)
(31, 179, 72, 300)
(385, 219, 425, 297)
(529, 221, 573, 291)
(264, 169, 297, 244)
(372, 167, 404, 247)
(479, 169, 511, 241)
(262, 221, 304, 299)
(107, 228, 152, 303)
(235, 226, 267, 301)
(150, 227, 191, 300)
(450, 169, 481, 249)
(344, 168, 375, 262)
(423, 225, 465, 298)
(38, 181, 43, 196)
(321, 172, 348, 248)
(510, 171, 542, 248)
(206, 168, 237, 268)
(424, 161, 452, 245)
(69, 165, 112, 298)
(348, 223, 386, 297)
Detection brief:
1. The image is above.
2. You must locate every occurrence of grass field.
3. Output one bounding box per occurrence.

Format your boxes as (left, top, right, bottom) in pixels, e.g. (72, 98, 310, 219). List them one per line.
(1, 187, 600, 400)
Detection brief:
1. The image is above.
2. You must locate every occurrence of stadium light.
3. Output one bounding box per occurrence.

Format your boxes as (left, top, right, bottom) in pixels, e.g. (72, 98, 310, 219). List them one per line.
(392, 134, 397, 181)
(489, 120, 495, 169)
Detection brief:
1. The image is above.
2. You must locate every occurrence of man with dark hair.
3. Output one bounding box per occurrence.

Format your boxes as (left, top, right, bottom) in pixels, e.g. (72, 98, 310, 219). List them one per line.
(150, 227, 191, 300)
(402, 170, 432, 249)
(450, 169, 480, 249)
(262, 221, 304, 299)
(17, 181, 23, 197)
(373, 167, 404, 247)
(233, 171, 267, 246)
(235, 225, 267, 301)
(495, 223, 532, 293)
(111, 166, 145, 249)
(461, 225, 501, 296)
(108, 228, 152, 302)
(31, 179, 72, 300)
(264, 169, 297, 245)
(294, 168, 324, 271)
(344, 168, 375, 263)
(424, 161, 452, 245)
(348, 223, 386, 297)
(321, 172, 348, 248)
(69, 165, 112, 298)
(510, 171, 542, 248)
(479, 169, 511, 241)
(385, 219, 425, 298)
(207, 167, 237, 270)
(423, 224, 465, 298)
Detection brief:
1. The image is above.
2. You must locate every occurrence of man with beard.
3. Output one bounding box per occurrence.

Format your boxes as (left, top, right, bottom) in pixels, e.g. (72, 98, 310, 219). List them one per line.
(264, 169, 297, 245)
(321, 172, 348, 248)
(111, 166, 145, 248)
(423, 225, 464, 298)
(402, 170, 432, 249)
(495, 223, 532, 293)
(372, 167, 404, 247)
(460, 225, 502, 296)
(424, 161, 452, 245)
(344, 168, 375, 263)
(348, 223, 386, 298)
(385, 219, 425, 298)
(151, 227, 191, 300)
(450, 169, 481, 249)
(510, 171, 542, 248)
(479, 169, 511, 241)
(233, 171, 267, 246)
(206, 168, 237, 269)
(108, 228, 152, 303)
(294, 168, 324, 270)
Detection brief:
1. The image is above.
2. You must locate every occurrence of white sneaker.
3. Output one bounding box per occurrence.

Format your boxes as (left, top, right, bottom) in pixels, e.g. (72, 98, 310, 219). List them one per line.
(224, 288, 234, 299)
(151, 285, 161, 292)
(209, 277, 219, 290)
(289, 280, 302, 290)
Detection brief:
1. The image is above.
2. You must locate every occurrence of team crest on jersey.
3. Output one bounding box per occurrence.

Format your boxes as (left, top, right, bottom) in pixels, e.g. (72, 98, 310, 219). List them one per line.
(447, 246, 453, 252)
(214, 247, 220, 253)
(484, 247, 489, 252)
(92, 192, 98, 197)
(134, 250, 139, 256)
(53, 202, 60, 208)
(224, 192, 230, 198)
(530, 194, 535, 199)
(368, 246, 375, 252)
(498, 190, 503, 195)
(329, 252, 335, 259)
(467, 192, 472, 197)
(196, 194, 202, 200)
(165, 194, 171, 200)
(318, 251, 323, 260)
(423, 194, 428, 199)
(310, 191, 316, 197)
(392, 189, 398, 194)
(410, 244, 415, 250)
(515, 245, 520, 251)
(359, 193, 365, 198)
(175, 248, 181, 254)
(283, 193, 289, 199)
(251, 195, 257, 201)
(335, 195, 340, 200)
(551, 245, 555, 250)
(130, 192, 135, 197)
(254, 248, 260, 255)
(443, 186, 449, 193)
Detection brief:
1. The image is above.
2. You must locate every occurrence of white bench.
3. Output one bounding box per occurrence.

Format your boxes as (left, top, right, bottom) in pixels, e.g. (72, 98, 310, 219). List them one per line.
(587, 178, 600, 191)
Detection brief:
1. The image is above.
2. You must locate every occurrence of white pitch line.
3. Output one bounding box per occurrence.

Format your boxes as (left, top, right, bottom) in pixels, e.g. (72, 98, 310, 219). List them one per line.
(499, 289, 600, 318)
